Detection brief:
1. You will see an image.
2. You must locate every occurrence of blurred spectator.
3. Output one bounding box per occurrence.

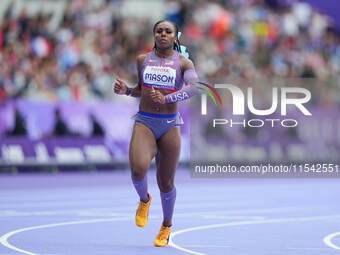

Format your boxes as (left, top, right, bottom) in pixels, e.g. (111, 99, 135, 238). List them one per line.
(0, 84, 7, 101)
(90, 114, 104, 137)
(7, 108, 27, 136)
(53, 108, 73, 136)
(0, 0, 338, 104)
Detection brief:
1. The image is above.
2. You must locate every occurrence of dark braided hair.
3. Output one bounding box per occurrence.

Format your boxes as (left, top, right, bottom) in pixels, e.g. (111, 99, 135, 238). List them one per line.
(153, 20, 182, 53)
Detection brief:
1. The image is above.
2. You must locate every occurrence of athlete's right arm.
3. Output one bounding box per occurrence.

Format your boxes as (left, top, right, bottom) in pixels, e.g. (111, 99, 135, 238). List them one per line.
(113, 54, 146, 97)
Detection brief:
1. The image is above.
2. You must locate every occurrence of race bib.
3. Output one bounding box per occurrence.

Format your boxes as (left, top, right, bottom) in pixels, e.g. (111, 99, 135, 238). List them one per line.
(143, 66, 176, 90)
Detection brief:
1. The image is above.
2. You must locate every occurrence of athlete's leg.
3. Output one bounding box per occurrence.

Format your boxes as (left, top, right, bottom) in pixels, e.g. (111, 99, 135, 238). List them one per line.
(130, 122, 157, 227)
(154, 126, 180, 246)
(129, 122, 157, 201)
(156, 126, 181, 227)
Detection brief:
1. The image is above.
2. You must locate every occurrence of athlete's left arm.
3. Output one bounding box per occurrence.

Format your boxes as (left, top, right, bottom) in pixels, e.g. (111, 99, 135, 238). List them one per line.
(150, 55, 200, 104)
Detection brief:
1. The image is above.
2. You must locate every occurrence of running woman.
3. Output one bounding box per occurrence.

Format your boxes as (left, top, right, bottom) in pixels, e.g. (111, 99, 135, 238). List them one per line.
(114, 20, 199, 247)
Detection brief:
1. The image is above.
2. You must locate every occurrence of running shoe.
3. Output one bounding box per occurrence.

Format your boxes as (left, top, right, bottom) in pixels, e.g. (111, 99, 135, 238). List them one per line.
(154, 225, 171, 247)
(135, 194, 151, 227)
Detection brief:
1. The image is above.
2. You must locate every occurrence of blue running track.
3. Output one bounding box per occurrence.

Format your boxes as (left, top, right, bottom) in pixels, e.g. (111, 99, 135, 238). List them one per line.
(1, 169, 340, 255)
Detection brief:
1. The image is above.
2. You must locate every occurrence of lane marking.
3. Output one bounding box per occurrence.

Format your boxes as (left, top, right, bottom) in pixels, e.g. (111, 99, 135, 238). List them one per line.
(0, 213, 262, 255)
(1, 213, 340, 255)
(0, 206, 308, 217)
(323, 231, 340, 250)
(287, 247, 330, 250)
(168, 214, 340, 255)
(0, 217, 130, 255)
(182, 245, 232, 248)
(0, 199, 126, 209)
(0, 209, 266, 219)
(0, 210, 128, 217)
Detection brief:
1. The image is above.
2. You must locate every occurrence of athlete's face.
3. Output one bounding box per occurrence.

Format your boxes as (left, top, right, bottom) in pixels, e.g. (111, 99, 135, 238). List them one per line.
(154, 22, 177, 50)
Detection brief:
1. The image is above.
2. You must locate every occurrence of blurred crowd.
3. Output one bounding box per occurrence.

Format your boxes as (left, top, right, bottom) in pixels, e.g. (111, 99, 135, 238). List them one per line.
(0, 0, 339, 103)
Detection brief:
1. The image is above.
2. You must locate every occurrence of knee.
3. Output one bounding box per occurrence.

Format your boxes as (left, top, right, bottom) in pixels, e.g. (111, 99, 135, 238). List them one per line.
(158, 179, 174, 193)
(131, 162, 148, 181)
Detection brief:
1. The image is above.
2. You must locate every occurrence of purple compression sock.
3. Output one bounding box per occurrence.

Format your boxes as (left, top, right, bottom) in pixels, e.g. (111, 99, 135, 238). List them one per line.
(132, 176, 148, 202)
(160, 187, 177, 223)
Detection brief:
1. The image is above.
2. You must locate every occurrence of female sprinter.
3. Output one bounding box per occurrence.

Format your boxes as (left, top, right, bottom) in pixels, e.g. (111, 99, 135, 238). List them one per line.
(114, 20, 198, 247)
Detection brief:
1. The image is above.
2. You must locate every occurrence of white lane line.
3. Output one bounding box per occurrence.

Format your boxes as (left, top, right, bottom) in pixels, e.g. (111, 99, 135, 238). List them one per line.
(0, 210, 128, 217)
(323, 231, 340, 250)
(0, 200, 122, 209)
(287, 247, 330, 250)
(0, 212, 262, 255)
(0, 206, 305, 218)
(0, 217, 131, 255)
(2, 213, 340, 255)
(0, 209, 266, 219)
(182, 245, 232, 248)
(168, 214, 340, 255)
(0, 200, 308, 211)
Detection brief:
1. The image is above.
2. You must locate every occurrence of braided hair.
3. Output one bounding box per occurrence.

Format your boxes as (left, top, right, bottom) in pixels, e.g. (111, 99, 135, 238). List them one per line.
(153, 20, 182, 53)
